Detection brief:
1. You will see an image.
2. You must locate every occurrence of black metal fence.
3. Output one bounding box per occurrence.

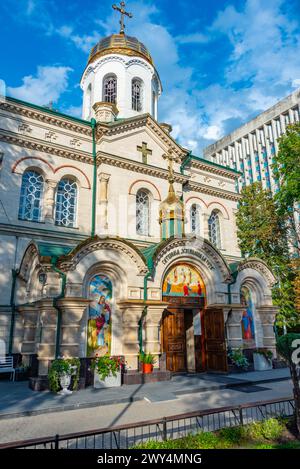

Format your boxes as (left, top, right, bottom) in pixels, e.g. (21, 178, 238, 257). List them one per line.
(0, 397, 295, 450)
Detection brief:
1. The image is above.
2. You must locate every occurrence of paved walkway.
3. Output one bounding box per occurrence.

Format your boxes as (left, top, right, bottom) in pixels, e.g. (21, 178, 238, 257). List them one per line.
(0, 368, 290, 420)
(0, 377, 293, 444)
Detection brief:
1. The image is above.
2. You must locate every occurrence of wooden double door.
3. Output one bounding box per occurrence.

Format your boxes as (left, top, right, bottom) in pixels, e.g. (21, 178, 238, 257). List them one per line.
(161, 306, 227, 373)
(161, 307, 203, 373)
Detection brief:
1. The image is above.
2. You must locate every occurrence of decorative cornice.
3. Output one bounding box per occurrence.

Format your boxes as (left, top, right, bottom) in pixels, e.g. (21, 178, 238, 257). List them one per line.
(58, 237, 148, 275)
(96, 150, 188, 183)
(0, 130, 93, 165)
(0, 100, 91, 136)
(98, 114, 188, 160)
(188, 181, 241, 201)
(238, 258, 277, 287)
(191, 159, 240, 179)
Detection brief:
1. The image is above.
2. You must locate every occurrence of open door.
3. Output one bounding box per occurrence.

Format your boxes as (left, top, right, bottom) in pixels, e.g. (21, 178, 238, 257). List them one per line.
(204, 308, 228, 372)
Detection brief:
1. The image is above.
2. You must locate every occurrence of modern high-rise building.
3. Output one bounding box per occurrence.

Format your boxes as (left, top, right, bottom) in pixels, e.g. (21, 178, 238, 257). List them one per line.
(203, 88, 300, 194)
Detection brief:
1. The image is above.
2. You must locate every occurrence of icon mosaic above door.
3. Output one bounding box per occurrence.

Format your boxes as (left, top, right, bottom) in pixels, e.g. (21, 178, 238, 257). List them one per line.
(162, 264, 205, 297)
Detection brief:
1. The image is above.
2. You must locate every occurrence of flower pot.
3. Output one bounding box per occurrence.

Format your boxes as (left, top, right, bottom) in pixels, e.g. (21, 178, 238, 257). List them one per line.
(142, 363, 153, 374)
(94, 370, 121, 388)
(253, 352, 273, 371)
(58, 372, 73, 395)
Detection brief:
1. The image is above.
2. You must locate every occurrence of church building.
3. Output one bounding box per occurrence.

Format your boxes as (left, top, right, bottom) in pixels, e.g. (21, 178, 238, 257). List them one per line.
(0, 4, 278, 384)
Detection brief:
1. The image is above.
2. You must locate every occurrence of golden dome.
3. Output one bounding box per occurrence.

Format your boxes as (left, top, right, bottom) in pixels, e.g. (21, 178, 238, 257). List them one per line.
(159, 183, 184, 221)
(88, 34, 153, 66)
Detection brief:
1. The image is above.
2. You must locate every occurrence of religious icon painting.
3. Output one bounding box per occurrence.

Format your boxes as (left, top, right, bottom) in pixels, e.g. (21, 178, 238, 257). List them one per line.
(162, 264, 205, 297)
(87, 275, 112, 357)
(240, 286, 255, 345)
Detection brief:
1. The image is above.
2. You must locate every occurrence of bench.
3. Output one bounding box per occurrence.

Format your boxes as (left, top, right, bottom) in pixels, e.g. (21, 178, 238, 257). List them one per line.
(0, 356, 15, 381)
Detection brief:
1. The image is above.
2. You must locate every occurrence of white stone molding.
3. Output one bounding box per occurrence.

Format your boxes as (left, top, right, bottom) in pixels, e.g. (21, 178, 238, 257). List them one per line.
(59, 237, 148, 276)
(0, 99, 91, 136)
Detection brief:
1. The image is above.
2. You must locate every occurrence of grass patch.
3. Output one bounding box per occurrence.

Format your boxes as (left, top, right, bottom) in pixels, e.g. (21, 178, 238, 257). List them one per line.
(133, 418, 299, 449)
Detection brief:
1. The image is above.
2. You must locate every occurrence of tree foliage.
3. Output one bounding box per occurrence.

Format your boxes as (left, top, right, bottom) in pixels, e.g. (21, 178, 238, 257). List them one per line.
(236, 182, 298, 328)
(273, 122, 300, 253)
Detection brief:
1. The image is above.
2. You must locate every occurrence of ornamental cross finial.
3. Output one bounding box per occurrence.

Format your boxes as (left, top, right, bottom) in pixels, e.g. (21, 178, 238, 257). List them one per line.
(163, 149, 175, 184)
(112, 1, 133, 34)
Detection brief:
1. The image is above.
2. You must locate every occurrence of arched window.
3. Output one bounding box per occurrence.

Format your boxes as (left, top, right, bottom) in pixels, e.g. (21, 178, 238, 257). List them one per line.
(18, 170, 44, 221)
(55, 178, 77, 227)
(103, 75, 117, 104)
(136, 189, 149, 235)
(132, 79, 143, 111)
(208, 210, 221, 248)
(190, 204, 200, 235)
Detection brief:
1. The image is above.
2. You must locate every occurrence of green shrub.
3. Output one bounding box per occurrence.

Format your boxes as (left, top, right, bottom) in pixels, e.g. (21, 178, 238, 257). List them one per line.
(218, 426, 244, 445)
(246, 418, 284, 441)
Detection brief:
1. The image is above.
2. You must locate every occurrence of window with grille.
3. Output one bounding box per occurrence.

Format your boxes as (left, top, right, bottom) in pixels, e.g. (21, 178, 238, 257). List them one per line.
(190, 204, 200, 235)
(136, 189, 149, 235)
(132, 79, 143, 111)
(55, 178, 77, 227)
(103, 75, 117, 103)
(18, 170, 44, 222)
(208, 210, 221, 248)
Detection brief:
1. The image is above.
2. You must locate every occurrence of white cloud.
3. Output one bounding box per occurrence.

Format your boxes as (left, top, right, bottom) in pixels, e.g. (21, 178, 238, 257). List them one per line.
(57, 26, 102, 54)
(7, 65, 73, 106)
(12, 0, 300, 154)
(176, 33, 209, 44)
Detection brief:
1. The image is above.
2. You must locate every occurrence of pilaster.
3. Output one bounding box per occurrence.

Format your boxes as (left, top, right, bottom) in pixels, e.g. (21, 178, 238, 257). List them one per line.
(56, 298, 90, 358)
(44, 179, 57, 224)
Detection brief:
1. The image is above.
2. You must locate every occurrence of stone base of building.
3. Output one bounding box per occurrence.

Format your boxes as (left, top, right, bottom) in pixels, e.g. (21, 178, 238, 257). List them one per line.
(29, 376, 49, 391)
(123, 370, 172, 385)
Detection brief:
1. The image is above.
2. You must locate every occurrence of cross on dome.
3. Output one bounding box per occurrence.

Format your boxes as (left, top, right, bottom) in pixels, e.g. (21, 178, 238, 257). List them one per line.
(112, 1, 133, 34)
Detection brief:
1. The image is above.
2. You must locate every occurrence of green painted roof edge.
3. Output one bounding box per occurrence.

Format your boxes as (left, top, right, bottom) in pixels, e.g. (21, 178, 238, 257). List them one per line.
(36, 242, 73, 258)
(5, 96, 91, 127)
(190, 154, 242, 175)
(140, 242, 162, 270)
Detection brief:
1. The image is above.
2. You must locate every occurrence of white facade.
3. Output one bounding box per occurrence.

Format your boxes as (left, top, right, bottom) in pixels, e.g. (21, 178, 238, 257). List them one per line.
(0, 31, 279, 378)
(204, 88, 300, 193)
(81, 54, 161, 121)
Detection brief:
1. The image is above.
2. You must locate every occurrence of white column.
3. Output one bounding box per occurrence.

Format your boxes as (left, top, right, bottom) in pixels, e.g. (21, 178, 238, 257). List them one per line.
(98, 173, 110, 234)
(44, 179, 57, 223)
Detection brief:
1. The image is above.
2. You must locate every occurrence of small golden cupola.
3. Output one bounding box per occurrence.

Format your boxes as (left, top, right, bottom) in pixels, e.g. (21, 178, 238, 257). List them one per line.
(159, 151, 185, 240)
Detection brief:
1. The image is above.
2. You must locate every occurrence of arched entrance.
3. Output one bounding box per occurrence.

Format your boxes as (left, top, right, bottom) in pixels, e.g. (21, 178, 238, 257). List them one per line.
(161, 263, 206, 373)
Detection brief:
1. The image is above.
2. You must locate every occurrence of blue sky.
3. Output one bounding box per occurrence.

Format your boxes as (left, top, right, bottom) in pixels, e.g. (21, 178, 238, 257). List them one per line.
(1, 0, 300, 154)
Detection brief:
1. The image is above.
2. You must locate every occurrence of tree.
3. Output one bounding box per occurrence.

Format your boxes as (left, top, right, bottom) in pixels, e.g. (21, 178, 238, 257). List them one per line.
(236, 182, 298, 328)
(273, 122, 300, 254)
(277, 333, 300, 436)
(236, 182, 288, 260)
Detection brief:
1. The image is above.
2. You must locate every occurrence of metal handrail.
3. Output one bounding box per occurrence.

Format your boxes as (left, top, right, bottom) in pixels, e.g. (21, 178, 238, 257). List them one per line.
(0, 396, 294, 449)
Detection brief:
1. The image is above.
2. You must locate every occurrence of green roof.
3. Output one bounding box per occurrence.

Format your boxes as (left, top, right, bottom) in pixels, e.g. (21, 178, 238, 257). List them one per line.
(37, 242, 73, 259)
(190, 154, 242, 175)
(6, 96, 91, 127)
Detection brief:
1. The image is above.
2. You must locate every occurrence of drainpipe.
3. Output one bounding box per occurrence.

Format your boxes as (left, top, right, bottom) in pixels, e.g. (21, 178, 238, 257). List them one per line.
(8, 269, 18, 354)
(138, 271, 151, 353)
(91, 118, 97, 237)
(51, 256, 66, 359)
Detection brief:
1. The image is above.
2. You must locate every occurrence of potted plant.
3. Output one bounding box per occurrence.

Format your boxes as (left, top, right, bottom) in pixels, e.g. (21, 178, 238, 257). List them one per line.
(253, 348, 273, 371)
(228, 348, 249, 371)
(92, 355, 124, 388)
(139, 352, 156, 374)
(48, 357, 80, 394)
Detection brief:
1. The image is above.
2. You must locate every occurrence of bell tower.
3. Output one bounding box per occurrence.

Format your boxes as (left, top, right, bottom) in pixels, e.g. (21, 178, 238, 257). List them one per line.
(80, 2, 162, 121)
